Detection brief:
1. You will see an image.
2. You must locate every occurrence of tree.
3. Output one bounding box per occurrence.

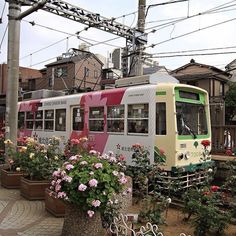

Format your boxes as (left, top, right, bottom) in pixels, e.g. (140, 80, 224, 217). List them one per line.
(225, 82, 236, 124)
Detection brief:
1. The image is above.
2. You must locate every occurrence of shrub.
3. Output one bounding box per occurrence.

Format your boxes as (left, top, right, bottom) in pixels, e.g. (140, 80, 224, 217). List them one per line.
(18, 136, 64, 180)
(50, 140, 127, 218)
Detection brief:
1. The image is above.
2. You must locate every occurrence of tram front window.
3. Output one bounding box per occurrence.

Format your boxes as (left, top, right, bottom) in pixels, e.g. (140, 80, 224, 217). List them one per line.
(176, 102, 208, 137)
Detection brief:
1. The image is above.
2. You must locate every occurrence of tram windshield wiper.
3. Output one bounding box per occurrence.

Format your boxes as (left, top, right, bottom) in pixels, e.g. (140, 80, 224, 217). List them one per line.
(180, 115, 197, 139)
(184, 124, 197, 139)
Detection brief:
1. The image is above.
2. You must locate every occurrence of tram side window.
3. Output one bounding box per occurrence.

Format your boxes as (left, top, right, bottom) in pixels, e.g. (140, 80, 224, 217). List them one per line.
(35, 110, 43, 130)
(156, 103, 166, 135)
(127, 104, 149, 134)
(26, 111, 34, 129)
(55, 109, 66, 131)
(44, 110, 54, 131)
(89, 107, 104, 132)
(18, 112, 25, 129)
(107, 105, 124, 133)
(72, 107, 84, 131)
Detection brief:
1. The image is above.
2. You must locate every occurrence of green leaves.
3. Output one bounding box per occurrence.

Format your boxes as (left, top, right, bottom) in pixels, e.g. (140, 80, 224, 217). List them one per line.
(17, 137, 64, 180)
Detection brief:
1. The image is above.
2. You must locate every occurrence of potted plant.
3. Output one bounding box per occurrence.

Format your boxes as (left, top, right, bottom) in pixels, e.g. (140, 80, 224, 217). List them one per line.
(49, 137, 128, 236)
(0, 138, 25, 188)
(19, 136, 64, 200)
(0, 132, 5, 165)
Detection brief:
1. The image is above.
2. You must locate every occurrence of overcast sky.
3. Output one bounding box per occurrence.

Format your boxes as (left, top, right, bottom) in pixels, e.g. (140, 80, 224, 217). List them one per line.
(1, 0, 236, 71)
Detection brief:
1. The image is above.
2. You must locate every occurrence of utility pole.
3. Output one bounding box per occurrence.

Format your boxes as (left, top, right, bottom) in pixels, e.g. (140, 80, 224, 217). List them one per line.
(135, 0, 146, 76)
(5, 0, 21, 148)
(5, 0, 46, 152)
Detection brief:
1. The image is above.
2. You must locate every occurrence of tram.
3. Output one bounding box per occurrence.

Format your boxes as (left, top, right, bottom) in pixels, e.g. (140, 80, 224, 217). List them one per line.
(17, 73, 213, 187)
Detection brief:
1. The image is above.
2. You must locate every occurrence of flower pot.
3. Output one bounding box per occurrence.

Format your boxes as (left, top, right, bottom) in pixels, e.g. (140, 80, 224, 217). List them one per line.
(45, 188, 65, 217)
(0, 169, 25, 189)
(61, 204, 104, 236)
(20, 177, 50, 200)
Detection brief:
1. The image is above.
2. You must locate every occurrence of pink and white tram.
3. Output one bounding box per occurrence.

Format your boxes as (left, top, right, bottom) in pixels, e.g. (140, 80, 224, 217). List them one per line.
(18, 74, 213, 187)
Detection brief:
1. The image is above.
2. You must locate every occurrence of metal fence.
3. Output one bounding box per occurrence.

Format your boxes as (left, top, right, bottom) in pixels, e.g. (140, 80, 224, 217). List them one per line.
(211, 125, 236, 153)
(109, 213, 191, 236)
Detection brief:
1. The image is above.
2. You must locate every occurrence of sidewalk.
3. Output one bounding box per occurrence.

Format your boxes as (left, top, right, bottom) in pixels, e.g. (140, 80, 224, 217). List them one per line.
(0, 184, 64, 236)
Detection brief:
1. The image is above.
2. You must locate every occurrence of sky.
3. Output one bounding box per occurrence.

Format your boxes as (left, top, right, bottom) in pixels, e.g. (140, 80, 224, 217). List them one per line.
(1, 0, 236, 71)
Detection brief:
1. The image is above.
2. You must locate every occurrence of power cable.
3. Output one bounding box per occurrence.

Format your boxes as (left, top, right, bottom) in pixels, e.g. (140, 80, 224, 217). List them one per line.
(145, 0, 236, 33)
(146, 16, 236, 49)
(152, 45, 236, 55)
(20, 36, 72, 60)
(0, 24, 8, 53)
(20, 19, 123, 62)
(0, 2, 6, 24)
(150, 51, 236, 58)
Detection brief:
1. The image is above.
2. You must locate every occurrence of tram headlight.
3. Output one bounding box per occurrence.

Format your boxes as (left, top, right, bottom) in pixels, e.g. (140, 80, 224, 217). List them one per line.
(184, 151, 190, 160)
(178, 153, 184, 160)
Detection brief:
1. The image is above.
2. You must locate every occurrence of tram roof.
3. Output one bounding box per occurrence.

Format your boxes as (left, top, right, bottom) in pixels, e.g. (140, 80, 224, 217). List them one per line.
(115, 72, 179, 88)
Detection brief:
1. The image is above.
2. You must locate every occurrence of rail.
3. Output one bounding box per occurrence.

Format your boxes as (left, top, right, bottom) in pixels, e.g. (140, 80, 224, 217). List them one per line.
(211, 125, 236, 154)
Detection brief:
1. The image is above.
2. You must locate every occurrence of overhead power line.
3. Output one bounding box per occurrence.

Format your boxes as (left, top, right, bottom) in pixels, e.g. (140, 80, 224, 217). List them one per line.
(0, 24, 8, 53)
(146, 16, 236, 49)
(0, 2, 6, 23)
(145, 0, 236, 33)
(153, 45, 236, 55)
(20, 19, 123, 62)
(150, 51, 236, 58)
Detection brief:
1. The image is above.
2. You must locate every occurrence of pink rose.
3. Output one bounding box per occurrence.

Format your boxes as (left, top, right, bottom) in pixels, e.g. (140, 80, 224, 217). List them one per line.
(92, 200, 101, 207)
(119, 176, 127, 184)
(94, 163, 103, 169)
(78, 184, 87, 191)
(87, 210, 94, 218)
(66, 164, 74, 170)
(89, 179, 98, 187)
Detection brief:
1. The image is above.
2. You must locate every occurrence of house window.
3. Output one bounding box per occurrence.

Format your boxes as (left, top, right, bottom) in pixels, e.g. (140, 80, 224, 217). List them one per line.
(127, 104, 149, 134)
(107, 105, 124, 133)
(55, 109, 66, 131)
(44, 110, 54, 131)
(55, 67, 68, 78)
(48, 78, 52, 87)
(94, 70, 98, 78)
(84, 67, 89, 77)
(219, 83, 224, 96)
(28, 79, 36, 90)
(72, 107, 84, 131)
(89, 107, 104, 132)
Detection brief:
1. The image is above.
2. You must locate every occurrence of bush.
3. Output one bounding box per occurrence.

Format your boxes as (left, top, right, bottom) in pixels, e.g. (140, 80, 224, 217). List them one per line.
(18, 136, 64, 180)
(50, 139, 127, 218)
(182, 186, 231, 236)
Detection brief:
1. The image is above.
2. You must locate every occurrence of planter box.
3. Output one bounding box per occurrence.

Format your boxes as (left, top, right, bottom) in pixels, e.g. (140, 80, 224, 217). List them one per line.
(0, 169, 25, 189)
(45, 188, 65, 217)
(20, 177, 50, 200)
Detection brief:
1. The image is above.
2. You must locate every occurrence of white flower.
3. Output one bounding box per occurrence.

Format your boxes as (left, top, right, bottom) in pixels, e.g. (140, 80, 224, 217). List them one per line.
(208, 168, 213, 173)
(166, 198, 172, 204)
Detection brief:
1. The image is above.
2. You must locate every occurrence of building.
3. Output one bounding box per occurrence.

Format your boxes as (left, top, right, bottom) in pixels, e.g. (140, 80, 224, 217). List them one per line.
(171, 59, 231, 125)
(111, 47, 159, 77)
(0, 63, 43, 104)
(225, 59, 236, 83)
(42, 48, 103, 93)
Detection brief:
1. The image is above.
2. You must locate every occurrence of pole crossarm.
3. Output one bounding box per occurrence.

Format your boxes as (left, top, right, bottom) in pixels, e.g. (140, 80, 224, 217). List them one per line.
(16, 0, 139, 42)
